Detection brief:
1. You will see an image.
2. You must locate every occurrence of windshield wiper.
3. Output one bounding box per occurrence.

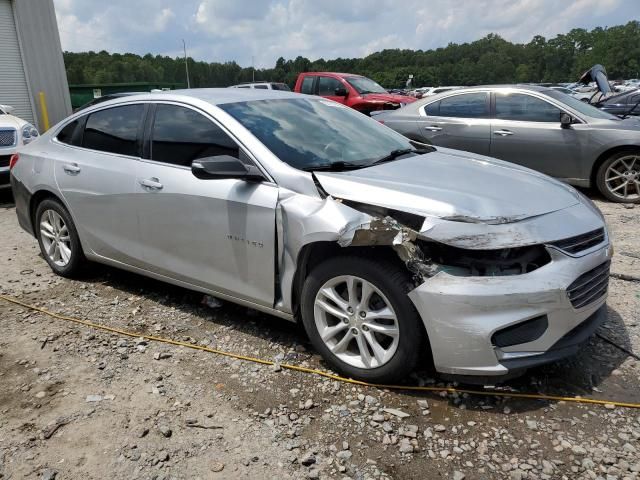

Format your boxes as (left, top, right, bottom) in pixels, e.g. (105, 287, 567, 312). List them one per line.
(367, 148, 421, 167)
(302, 161, 364, 172)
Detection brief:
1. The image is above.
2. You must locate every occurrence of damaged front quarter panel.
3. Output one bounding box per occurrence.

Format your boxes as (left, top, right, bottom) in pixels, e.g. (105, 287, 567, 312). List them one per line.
(275, 190, 440, 315)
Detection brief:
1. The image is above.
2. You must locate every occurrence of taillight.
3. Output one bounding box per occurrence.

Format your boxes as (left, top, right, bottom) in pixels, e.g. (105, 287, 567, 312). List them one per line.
(9, 153, 19, 170)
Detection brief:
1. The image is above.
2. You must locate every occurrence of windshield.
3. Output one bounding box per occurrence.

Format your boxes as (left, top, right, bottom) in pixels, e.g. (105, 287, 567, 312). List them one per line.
(546, 90, 619, 120)
(219, 98, 414, 170)
(345, 76, 387, 95)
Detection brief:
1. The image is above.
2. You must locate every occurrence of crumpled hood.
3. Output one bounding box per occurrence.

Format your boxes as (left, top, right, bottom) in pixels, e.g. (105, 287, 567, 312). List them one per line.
(362, 93, 416, 104)
(314, 149, 581, 224)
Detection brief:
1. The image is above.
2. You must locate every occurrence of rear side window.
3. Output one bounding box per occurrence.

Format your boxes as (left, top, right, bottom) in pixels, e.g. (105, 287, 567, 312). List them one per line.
(424, 101, 440, 116)
(317, 76, 342, 96)
(83, 105, 143, 156)
(495, 93, 561, 122)
(301, 76, 315, 95)
(254, 85, 268, 89)
(57, 120, 81, 145)
(150, 104, 239, 167)
(438, 93, 489, 118)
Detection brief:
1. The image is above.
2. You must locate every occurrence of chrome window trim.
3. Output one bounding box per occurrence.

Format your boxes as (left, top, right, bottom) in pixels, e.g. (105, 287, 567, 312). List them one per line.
(493, 90, 586, 125)
(52, 99, 276, 184)
(418, 90, 491, 119)
(418, 88, 587, 124)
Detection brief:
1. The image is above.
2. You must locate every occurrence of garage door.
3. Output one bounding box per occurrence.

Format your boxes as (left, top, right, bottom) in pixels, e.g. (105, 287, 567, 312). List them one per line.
(0, 0, 34, 124)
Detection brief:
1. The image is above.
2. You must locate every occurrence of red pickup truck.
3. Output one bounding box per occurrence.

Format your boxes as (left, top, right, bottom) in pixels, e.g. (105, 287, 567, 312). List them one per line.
(294, 72, 416, 115)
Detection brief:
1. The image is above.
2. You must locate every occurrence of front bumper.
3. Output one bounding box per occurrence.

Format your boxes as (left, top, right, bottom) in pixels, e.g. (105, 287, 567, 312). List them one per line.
(0, 166, 9, 189)
(408, 243, 612, 377)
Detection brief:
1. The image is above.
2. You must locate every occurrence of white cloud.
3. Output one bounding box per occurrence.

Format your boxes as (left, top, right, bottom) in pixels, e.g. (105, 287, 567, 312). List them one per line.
(53, 0, 640, 66)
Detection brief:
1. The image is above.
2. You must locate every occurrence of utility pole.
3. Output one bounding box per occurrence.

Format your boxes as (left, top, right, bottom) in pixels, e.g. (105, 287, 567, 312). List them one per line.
(183, 39, 191, 89)
(252, 55, 255, 82)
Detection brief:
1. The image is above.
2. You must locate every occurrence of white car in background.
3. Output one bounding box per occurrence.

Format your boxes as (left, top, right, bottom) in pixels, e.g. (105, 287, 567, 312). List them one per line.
(1, 104, 38, 190)
(229, 82, 291, 91)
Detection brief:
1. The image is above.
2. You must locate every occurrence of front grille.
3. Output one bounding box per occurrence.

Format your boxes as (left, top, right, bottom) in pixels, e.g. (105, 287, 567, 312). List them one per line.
(550, 228, 606, 255)
(567, 261, 610, 309)
(0, 129, 16, 147)
(0, 154, 11, 168)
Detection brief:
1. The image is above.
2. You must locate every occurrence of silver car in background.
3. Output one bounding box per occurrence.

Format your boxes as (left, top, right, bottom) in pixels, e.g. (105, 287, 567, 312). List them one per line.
(10, 89, 611, 383)
(374, 85, 640, 203)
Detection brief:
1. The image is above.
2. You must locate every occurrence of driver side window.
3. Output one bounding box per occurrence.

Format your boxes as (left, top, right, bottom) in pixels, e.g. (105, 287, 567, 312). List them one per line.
(495, 93, 562, 122)
(150, 104, 239, 167)
(317, 76, 343, 96)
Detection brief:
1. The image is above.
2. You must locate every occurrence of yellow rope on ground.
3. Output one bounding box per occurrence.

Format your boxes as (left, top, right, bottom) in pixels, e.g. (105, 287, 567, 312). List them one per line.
(2, 293, 639, 410)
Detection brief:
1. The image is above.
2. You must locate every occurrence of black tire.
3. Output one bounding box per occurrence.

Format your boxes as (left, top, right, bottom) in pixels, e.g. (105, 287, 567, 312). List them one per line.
(596, 151, 640, 203)
(300, 255, 425, 383)
(35, 198, 87, 277)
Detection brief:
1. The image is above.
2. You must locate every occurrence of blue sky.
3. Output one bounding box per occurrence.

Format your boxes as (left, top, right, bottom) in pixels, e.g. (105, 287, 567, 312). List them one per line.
(53, 0, 640, 67)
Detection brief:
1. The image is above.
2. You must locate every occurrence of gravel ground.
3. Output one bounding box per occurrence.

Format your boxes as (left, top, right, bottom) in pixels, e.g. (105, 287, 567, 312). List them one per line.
(1, 189, 639, 480)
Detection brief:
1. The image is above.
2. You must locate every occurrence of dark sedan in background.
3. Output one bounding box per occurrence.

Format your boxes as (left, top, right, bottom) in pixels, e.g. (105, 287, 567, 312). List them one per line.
(374, 85, 640, 203)
(596, 89, 640, 117)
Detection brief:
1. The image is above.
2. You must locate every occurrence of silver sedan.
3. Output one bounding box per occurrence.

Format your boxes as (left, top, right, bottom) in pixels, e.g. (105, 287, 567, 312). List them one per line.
(374, 85, 640, 203)
(10, 89, 611, 383)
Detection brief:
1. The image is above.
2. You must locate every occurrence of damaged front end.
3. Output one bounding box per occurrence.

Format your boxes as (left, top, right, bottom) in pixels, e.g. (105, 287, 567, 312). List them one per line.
(333, 199, 553, 285)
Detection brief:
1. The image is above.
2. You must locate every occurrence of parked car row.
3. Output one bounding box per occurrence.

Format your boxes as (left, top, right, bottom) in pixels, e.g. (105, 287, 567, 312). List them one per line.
(9, 88, 612, 385)
(374, 84, 640, 203)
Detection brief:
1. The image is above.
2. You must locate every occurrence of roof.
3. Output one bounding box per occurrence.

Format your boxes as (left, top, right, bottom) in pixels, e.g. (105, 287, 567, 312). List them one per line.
(171, 87, 303, 104)
(451, 84, 552, 92)
(77, 88, 307, 111)
(300, 72, 363, 78)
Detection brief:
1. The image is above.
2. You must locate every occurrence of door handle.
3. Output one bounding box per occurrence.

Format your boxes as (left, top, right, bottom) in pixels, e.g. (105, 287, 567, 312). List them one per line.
(424, 125, 443, 132)
(62, 163, 81, 174)
(493, 129, 514, 136)
(139, 177, 163, 190)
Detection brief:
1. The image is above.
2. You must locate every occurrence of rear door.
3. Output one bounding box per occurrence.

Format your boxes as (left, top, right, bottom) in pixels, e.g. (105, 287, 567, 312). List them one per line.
(417, 92, 491, 155)
(54, 104, 145, 265)
(489, 92, 585, 178)
(134, 102, 278, 306)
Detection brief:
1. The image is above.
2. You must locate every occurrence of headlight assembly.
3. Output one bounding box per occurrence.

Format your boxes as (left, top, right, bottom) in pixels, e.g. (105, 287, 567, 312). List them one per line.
(22, 124, 39, 145)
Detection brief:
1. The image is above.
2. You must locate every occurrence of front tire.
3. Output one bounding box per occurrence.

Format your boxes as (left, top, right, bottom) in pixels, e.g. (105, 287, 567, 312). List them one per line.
(596, 151, 640, 203)
(35, 199, 86, 277)
(301, 255, 424, 383)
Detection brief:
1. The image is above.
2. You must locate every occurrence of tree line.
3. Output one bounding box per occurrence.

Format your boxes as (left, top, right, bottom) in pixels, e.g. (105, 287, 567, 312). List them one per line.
(63, 21, 640, 89)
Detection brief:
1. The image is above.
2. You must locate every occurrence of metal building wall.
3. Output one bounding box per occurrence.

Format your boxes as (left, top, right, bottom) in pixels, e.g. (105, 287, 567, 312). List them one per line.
(0, 0, 34, 124)
(13, 0, 71, 131)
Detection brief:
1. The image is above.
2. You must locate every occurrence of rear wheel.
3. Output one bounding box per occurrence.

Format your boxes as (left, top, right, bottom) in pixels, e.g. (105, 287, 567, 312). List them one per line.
(35, 199, 86, 277)
(596, 151, 640, 203)
(301, 255, 424, 383)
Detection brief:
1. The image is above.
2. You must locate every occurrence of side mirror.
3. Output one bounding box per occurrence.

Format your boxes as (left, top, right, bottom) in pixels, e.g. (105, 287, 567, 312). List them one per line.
(334, 86, 348, 97)
(560, 112, 573, 127)
(191, 155, 263, 182)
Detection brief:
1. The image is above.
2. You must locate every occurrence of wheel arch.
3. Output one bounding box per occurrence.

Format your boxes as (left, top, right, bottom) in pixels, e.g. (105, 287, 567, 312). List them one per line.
(30, 189, 68, 233)
(591, 145, 640, 188)
(290, 242, 406, 320)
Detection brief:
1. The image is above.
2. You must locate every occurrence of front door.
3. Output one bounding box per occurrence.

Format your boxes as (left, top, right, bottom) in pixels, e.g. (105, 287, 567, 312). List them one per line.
(135, 103, 278, 306)
(417, 91, 491, 155)
(489, 92, 585, 179)
(317, 76, 349, 105)
(54, 104, 145, 265)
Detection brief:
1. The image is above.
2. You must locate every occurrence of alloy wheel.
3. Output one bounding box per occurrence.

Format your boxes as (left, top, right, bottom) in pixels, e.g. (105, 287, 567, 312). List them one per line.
(605, 155, 640, 201)
(40, 209, 72, 267)
(313, 275, 400, 369)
